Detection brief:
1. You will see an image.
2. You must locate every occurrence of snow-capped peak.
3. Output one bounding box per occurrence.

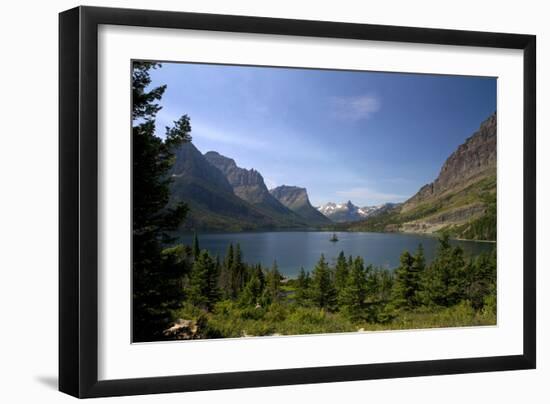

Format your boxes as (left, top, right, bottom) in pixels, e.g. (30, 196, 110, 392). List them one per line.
(316, 201, 398, 223)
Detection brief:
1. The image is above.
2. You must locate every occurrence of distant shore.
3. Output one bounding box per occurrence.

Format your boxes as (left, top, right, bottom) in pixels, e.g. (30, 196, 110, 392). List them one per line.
(454, 238, 496, 243)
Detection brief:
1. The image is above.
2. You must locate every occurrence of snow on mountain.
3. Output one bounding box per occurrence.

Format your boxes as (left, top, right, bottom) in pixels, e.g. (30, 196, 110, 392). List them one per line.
(317, 200, 398, 223)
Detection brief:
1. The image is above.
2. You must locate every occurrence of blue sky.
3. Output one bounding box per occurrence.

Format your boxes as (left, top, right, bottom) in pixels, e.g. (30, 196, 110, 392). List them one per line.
(148, 62, 496, 207)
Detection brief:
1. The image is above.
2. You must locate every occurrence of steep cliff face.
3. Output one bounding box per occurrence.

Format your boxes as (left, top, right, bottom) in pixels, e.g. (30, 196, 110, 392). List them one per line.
(403, 113, 496, 212)
(169, 143, 281, 230)
(270, 185, 332, 225)
(204, 151, 312, 226)
(204, 151, 281, 207)
(349, 113, 497, 240)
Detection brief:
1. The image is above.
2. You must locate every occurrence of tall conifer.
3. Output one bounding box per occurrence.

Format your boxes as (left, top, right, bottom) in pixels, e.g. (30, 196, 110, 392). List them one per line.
(132, 62, 192, 341)
(311, 254, 337, 310)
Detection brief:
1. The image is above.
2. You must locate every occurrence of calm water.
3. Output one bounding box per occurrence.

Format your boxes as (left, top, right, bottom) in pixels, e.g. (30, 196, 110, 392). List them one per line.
(179, 231, 495, 277)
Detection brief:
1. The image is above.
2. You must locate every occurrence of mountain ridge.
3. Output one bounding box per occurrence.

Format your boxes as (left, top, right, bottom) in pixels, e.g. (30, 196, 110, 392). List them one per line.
(317, 201, 399, 222)
(347, 113, 497, 240)
(270, 185, 332, 225)
(170, 143, 285, 231)
(203, 151, 310, 226)
(402, 113, 496, 213)
(168, 113, 496, 239)
(169, 144, 330, 230)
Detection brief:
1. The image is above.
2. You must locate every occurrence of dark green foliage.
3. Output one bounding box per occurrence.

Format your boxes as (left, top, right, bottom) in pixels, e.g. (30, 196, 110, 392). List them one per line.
(159, 235, 495, 340)
(412, 244, 426, 275)
(295, 267, 311, 304)
(263, 261, 282, 304)
(159, 244, 192, 296)
(207, 255, 221, 308)
(186, 249, 220, 311)
(421, 234, 466, 307)
(339, 257, 368, 320)
(218, 244, 233, 299)
(255, 264, 266, 292)
(363, 265, 395, 323)
(230, 244, 246, 298)
(132, 62, 166, 120)
(334, 251, 349, 303)
(239, 266, 264, 307)
(132, 62, 192, 342)
(187, 250, 213, 309)
(310, 254, 337, 311)
(192, 232, 200, 258)
(391, 251, 414, 308)
(391, 245, 425, 309)
(464, 247, 497, 311)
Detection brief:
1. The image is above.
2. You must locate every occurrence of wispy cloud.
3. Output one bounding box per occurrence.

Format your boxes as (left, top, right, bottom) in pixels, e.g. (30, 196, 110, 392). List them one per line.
(191, 122, 269, 150)
(335, 187, 407, 205)
(155, 110, 270, 151)
(331, 94, 381, 121)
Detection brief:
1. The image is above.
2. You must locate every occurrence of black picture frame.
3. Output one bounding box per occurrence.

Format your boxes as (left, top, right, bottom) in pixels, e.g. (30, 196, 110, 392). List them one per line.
(59, 5, 536, 398)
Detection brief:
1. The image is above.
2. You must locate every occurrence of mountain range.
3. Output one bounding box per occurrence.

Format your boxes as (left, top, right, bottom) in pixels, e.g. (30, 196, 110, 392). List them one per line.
(316, 201, 399, 222)
(168, 112, 496, 240)
(169, 144, 329, 230)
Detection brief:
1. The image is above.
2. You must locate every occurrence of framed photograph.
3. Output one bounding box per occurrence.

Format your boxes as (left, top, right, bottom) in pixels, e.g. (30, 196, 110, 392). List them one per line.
(59, 6, 536, 398)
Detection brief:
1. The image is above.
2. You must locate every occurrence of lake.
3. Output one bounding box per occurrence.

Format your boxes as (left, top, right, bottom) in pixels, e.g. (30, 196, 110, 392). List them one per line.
(179, 231, 495, 277)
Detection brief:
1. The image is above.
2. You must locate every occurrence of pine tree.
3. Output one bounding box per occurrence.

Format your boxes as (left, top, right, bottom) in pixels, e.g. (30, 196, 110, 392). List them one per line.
(334, 251, 349, 299)
(217, 244, 233, 299)
(295, 267, 311, 304)
(240, 267, 264, 307)
(187, 250, 214, 309)
(230, 243, 245, 298)
(340, 256, 367, 320)
(412, 244, 425, 273)
(160, 244, 193, 296)
(253, 264, 266, 293)
(132, 61, 192, 341)
(192, 232, 200, 258)
(410, 244, 426, 306)
(206, 255, 220, 309)
(363, 266, 395, 323)
(263, 261, 281, 304)
(391, 250, 420, 309)
(225, 244, 234, 270)
(464, 247, 496, 310)
(421, 234, 466, 307)
(311, 254, 337, 310)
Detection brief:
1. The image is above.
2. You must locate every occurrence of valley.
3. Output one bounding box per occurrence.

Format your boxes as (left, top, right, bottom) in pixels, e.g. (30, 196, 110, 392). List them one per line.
(169, 113, 496, 241)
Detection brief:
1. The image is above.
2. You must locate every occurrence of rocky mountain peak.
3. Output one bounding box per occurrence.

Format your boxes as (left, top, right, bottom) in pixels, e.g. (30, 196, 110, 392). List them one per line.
(270, 185, 309, 207)
(402, 112, 496, 212)
(204, 150, 272, 205)
(170, 143, 234, 193)
(202, 150, 316, 224)
(270, 186, 331, 225)
(203, 151, 237, 171)
(316, 200, 398, 223)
